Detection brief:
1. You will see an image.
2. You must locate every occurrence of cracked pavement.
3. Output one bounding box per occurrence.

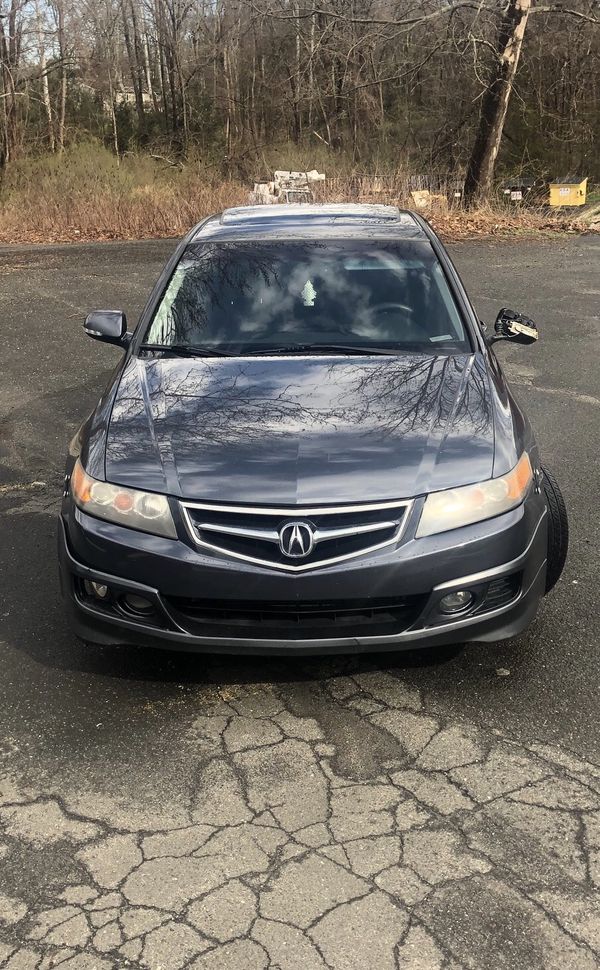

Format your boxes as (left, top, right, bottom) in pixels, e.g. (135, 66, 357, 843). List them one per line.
(2, 677, 600, 969)
(0, 237, 599, 968)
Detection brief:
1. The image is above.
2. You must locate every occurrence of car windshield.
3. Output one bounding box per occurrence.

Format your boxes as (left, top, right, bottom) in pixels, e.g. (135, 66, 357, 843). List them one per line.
(142, 239, 471, 356)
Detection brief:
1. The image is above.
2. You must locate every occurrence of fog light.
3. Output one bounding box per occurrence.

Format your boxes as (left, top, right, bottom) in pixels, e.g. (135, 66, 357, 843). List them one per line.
(84, 580, 109, 600)
(121, 593, 154, 616)
(439, 590, 473, 614)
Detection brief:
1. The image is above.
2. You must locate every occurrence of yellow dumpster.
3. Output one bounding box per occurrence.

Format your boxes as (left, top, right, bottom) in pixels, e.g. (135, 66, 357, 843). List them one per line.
(549, 177, 588, 207)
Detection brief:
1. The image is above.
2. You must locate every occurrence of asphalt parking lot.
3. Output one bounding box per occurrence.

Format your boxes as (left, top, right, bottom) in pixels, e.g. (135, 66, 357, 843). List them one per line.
(0, 235, 599, 969)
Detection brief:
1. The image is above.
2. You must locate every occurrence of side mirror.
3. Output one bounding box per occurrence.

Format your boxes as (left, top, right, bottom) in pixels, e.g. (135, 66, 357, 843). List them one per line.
(491, 308, 538, 346)
(84, 310, 130, 347)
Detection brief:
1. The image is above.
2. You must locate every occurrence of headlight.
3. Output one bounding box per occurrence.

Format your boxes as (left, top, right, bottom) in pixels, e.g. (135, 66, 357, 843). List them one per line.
(71, 459, 177, 539)
(416, 452, 533, 538)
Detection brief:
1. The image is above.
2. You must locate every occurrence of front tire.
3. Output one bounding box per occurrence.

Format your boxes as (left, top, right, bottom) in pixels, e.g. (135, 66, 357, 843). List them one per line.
(542, 466, 568, 594)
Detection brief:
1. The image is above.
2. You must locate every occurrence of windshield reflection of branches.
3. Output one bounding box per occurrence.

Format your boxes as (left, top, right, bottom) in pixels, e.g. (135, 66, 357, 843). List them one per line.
(146, 243, 285, 345)
(147, 242, 323, 346)
(144, 240, 467, 349)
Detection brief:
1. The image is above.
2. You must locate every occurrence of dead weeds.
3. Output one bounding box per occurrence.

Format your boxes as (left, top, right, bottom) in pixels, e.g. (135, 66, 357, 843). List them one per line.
(0, 160, 593, 247)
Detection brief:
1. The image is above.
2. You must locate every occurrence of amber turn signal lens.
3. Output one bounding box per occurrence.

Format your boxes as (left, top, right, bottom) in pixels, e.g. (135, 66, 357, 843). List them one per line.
(506, 452, 533, 502)
(71, 459, 92, 504)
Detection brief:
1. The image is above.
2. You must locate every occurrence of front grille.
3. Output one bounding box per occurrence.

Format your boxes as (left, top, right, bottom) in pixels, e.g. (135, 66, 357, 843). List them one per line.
(179, 499, 412, 572)
(164, 595, 427, 640)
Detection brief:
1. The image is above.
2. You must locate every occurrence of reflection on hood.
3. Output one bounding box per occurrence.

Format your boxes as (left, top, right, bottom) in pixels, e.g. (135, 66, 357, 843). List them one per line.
(105, 353, 494, 504)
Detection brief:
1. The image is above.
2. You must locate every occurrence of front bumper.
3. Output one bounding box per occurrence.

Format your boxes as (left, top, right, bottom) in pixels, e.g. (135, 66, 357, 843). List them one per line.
(58, 491, 548, 655)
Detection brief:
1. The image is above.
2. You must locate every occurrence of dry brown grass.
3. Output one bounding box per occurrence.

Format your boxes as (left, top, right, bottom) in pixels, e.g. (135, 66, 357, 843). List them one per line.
(319, 181, 588, 240)
(0, 146, 592, 245)
(0, 182, 247, 244)
(429, 204, 586, 242)
(0, 180, 247, 244)
(0, 146, 247, 244)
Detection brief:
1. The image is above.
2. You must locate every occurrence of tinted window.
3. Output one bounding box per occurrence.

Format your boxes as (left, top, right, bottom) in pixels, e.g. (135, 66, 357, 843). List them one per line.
(144, 240, 471, 355)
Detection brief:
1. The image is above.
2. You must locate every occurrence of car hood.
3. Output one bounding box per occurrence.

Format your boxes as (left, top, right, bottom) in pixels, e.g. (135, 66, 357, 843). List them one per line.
(103, 353, 497, 504)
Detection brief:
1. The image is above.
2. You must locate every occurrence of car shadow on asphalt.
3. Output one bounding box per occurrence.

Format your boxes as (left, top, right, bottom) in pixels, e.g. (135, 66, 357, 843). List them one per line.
(2, 502, 556, 770)
(2, 506, 465, 690)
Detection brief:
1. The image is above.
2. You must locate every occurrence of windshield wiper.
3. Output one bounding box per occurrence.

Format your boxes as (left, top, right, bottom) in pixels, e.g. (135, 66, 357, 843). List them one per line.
(246, 343, 398, 357)
(139, 343, 234, 358)
(141, 341, 405, 359)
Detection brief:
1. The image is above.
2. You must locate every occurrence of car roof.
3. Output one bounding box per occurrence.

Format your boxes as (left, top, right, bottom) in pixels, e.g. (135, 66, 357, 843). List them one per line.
(190, 203, 427, 243)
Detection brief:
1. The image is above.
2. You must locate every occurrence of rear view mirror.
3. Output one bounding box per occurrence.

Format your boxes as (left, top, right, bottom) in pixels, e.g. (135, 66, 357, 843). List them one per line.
(84, 310, 129, 347)
(491, 308, 538, 346)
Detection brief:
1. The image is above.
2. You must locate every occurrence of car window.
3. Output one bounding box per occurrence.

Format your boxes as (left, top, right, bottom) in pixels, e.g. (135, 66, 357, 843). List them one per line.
(144, 239, 471, 355)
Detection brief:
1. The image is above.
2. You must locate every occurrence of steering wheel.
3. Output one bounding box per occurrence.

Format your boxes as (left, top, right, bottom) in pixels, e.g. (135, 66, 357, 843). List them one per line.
(369, 302, 431, 338)
(371, 302, 414, 318)
(309, 303, 417, 338)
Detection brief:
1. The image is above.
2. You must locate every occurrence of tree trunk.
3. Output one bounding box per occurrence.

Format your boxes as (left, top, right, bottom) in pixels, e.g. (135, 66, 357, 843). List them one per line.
(129, 0, 149, 133)
(142, 25, 157, 111)
(308, 12, 315, 128)
(58, 63, 67, 151)
(35, 0, 55, 151)
(463, 0, 532, 204)
(107, 63, 119, 159)
(121, 0, 146, 138)
(55, 0, 68, 151)
(154, 0, 170, 133)
(294, 0, 301, 142)
(0, 0, 23, 166)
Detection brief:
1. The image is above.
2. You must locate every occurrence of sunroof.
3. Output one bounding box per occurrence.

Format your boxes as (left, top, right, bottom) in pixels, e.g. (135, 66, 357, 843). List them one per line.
(220, 203, 405, 225)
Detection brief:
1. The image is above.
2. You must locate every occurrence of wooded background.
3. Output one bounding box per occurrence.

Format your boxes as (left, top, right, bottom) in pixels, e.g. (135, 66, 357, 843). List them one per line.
(1, 0, 599, 201)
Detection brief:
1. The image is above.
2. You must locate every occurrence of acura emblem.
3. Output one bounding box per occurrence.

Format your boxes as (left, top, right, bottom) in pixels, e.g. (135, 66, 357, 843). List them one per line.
(279, 521, 315, 559)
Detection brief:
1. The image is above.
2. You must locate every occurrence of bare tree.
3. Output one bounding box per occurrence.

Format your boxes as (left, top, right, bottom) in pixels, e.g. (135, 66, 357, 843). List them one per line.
(0, 0, 26, 165)
(464, 0, 532, 203)
(34, 0, 55, 150)
(1, 0, 599, 191)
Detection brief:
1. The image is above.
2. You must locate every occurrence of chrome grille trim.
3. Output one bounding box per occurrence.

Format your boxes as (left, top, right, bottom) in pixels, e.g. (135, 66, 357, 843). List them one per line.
(183, 498, 412, 516)
(179, 498, 414, 573)
(199, 522, 280, 543)
(197, 518, 399, 544)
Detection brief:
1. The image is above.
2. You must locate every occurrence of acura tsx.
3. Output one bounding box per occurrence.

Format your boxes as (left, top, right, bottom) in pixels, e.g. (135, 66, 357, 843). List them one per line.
(58, 204, 568, 654)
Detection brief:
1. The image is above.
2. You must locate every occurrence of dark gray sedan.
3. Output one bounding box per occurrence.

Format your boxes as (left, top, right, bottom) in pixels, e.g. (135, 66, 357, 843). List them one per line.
(58, 204, 568, 654)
